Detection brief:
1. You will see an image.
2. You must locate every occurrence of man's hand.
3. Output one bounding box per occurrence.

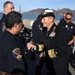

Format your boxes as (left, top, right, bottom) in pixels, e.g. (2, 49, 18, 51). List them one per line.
(27, 43, 36, 50)
(68, 39, 74, 45)
(39, 52, 45, 58)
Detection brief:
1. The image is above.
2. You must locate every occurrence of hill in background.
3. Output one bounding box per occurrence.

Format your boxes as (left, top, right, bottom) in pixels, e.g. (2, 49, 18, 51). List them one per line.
(23, 8, 75, 15)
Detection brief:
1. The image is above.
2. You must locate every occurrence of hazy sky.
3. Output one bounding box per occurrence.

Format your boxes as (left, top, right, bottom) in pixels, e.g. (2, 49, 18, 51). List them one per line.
(0, 0, 75, 12)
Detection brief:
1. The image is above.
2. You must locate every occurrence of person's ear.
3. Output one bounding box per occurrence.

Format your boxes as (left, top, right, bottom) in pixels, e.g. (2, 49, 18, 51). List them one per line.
(14, 23, 18, 28)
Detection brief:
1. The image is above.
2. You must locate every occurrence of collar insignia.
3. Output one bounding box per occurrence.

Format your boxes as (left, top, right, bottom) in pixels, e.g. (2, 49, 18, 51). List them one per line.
(38, 25, 43, 31)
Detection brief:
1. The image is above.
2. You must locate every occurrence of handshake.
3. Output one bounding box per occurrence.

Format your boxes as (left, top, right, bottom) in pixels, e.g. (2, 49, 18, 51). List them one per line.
(27, 42, 45, 58)
(27, 42, 57, 58)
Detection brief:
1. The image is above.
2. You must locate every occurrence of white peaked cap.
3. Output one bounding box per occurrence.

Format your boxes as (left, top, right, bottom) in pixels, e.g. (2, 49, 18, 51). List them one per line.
(44, 9, 53, 13)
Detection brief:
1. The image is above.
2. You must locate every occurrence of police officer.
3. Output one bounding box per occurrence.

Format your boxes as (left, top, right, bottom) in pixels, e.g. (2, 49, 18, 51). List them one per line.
(27, 13, 46, 75)
(0, 1, 14, 33)
(0, 11, 27, 75)
(27, 9, 57, 75)
(32, 14, 47, 75)
(52, 12, 75, 75)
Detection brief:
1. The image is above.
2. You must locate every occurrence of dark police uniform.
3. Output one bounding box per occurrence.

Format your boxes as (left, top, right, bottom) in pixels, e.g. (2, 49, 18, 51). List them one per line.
(31, 16, 47, 75)
(53, 21, 75, 75)
(32, 16, 44, 44)
(0, 30, 27, 75)
(0, 14, 6, 33)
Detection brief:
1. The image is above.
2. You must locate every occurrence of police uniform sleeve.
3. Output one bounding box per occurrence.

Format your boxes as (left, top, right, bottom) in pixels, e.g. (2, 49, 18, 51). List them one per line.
(32, 20, 38, 43)
(73, 24, 75, 36)
(0, 42, 5, 71)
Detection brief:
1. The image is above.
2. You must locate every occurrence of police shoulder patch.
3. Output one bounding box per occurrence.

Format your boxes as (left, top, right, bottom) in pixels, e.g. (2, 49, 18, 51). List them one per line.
(12, 48, 22, 60)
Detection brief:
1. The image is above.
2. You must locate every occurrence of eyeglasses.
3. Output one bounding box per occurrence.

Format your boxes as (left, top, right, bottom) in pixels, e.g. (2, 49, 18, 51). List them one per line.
(65, 17, 71, 20)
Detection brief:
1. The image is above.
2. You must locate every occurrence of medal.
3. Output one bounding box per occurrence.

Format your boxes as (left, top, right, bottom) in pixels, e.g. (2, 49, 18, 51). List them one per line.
(49, 32, 56, 37)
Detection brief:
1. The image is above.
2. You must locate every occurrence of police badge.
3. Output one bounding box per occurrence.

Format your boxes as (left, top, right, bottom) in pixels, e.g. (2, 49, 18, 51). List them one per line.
(12, 48, 22, 60)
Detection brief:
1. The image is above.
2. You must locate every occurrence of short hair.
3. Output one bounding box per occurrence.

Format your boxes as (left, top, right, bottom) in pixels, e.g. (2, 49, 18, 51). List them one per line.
(3, 1, 13, 8)
(5, 11, 22, 28)
(65, 12, 73, 17)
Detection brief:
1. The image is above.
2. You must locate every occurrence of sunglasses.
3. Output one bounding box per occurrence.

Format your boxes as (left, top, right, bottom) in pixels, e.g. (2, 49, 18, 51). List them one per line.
(65, 17, 71, 20)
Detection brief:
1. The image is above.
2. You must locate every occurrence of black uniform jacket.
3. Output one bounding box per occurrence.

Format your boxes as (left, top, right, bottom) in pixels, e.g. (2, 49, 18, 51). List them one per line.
(55, 21, 75, 56)
(32, 18, 45, 44)
(0, 14, 6, 33)
(0, 30, 26, 74)
(43, 23, 57, 57)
